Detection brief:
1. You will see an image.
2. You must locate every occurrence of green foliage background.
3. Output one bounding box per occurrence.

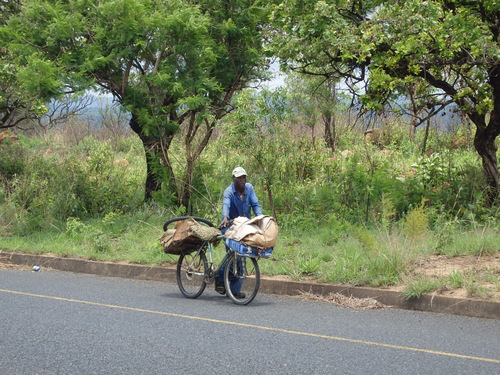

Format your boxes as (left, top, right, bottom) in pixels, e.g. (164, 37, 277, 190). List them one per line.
(1, 104, 499, 299)
(2, 0, 500, 300)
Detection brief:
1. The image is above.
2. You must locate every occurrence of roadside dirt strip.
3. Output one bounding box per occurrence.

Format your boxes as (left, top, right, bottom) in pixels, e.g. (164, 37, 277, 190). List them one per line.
(1, 251, 499, 320)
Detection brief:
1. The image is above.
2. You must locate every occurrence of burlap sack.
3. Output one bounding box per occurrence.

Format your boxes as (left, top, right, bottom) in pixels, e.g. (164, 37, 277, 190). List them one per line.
(160, 218, 221, 255)
(224, 215, 278, 249)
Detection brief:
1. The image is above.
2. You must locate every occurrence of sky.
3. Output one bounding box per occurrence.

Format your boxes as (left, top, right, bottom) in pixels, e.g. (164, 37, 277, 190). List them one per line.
(262, 60, 286, 89)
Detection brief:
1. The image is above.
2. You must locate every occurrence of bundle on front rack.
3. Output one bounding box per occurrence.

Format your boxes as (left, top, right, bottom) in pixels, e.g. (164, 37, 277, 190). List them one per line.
(223, 215, 278, 257)
(160, 218, 221, 255)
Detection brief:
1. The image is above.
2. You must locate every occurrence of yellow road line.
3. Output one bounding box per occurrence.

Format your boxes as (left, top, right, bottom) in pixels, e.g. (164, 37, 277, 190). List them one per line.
(1, 288, 499, 364)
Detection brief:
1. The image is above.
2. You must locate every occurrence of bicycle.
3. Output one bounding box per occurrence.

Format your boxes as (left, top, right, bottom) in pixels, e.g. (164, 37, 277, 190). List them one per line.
(163, 216, 264, 305)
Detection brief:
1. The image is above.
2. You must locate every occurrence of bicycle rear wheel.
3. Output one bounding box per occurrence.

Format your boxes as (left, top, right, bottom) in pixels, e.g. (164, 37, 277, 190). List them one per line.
(177, 250, 208, 298)
(224, 252, 260, 305)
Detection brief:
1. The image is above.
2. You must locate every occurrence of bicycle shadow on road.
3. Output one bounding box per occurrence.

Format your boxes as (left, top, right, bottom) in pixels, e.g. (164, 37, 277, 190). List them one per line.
(158, 291, 275, 307)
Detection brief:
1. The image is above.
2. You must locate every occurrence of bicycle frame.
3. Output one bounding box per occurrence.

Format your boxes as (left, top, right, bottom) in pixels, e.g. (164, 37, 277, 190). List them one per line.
(204, 237, 232, 285)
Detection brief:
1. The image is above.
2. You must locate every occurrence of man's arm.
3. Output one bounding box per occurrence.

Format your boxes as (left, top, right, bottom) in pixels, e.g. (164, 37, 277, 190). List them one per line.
(220, 187, 232, 228)
(221, 187, 232, 219)
(248, 185, 263, 216)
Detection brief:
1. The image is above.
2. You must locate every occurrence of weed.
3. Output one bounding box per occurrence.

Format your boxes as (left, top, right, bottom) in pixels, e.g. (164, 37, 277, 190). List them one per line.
(435, 227, 500, 257)
(482, 270, 500, 291)
(459, 270, 495, 299)
(448, 270, 464, 288)
(402, 200, 429, 241)
(465, 282, 492, 299)
(401, 276, 440, 300)
(65, 217, 113, 254)
(297, 256, 321, 275)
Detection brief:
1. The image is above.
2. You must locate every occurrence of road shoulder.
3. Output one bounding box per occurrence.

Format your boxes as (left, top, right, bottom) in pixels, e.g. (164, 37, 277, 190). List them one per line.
(1, 250, 499, 320)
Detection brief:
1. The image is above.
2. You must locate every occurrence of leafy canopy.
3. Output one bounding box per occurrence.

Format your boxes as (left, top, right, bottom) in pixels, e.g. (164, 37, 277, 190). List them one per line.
(272, 0, 500, 115)
(6, 0, 270, 137)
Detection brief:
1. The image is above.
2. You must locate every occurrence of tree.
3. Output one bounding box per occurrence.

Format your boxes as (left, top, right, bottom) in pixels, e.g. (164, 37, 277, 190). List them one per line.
(35, 95, 95, 135)
(0, 0, 65, 130)
(7, 0, 269, 207)
(286, 73, 340, 151)
(220, 88, 292, 218)
(272, 0, 500, 204)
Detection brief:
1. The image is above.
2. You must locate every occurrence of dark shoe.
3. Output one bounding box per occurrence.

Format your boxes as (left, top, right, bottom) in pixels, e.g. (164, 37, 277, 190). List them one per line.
(215, 281, 226, 295)
(232, 292, 246, 299)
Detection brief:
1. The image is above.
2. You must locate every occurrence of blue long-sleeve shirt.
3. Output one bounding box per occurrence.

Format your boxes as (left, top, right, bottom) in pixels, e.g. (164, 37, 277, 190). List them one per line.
(222, 182, 263, 220)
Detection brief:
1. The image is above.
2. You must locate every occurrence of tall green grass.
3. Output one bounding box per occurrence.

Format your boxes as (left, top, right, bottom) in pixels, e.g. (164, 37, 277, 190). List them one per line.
(1, 118, 499, 299)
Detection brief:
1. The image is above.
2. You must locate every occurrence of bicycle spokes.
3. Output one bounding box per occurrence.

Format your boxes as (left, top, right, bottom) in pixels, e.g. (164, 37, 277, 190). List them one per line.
(176, 251, 208, 298)
(224, 253, 260, 305)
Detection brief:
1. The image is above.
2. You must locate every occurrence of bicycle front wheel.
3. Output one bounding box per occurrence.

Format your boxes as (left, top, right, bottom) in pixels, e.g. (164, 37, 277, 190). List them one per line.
(224, 253, 260, 305)
(177, 251, 208, 298)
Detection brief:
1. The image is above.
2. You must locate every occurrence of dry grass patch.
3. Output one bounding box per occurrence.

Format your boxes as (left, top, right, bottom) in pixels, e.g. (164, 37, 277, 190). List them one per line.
(299, 291, 389, 309)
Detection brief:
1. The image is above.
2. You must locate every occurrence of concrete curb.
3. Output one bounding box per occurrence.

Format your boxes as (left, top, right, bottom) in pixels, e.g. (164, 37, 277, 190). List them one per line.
(2, 251, 499, 320)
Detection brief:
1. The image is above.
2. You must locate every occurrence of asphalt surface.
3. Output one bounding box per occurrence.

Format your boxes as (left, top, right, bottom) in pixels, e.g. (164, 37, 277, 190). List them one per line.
(1, 251, 499, 320)
(1, 268, 500, 374)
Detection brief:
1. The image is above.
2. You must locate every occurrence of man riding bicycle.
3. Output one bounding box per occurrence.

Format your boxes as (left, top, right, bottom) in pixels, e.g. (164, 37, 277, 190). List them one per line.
(217, 167, 263, 298)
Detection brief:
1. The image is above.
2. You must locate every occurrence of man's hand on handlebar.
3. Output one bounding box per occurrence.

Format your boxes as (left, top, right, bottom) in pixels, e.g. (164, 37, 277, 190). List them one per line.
(219, 216, 229, 229)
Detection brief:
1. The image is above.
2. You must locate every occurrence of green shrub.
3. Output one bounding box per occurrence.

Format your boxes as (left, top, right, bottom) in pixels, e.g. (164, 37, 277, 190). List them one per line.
(3, 135, 144, 234)
(402, 201, 429, 240)
(0, 141, 27, 181)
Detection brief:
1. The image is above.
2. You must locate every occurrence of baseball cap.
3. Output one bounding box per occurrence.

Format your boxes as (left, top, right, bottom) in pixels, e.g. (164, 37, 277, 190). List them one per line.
(232, 167, 247, 178)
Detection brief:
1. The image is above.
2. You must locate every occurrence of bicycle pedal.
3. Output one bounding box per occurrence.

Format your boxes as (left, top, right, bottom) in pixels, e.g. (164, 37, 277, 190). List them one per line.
(215, 281, 226, 295)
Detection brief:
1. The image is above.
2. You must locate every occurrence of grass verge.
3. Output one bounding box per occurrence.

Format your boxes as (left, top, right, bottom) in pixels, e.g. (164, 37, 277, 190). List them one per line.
(1, 209, 499, 301)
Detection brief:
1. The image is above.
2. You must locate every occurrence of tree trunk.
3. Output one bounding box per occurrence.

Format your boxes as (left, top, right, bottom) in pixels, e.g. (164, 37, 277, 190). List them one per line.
(142, 140, 162, 200)
(323, 82, 336, 151)
(323, 114, 336, 151)
(178, 116, 218, 212)
(470, 68, 500, 205)
(473, 118, 499, 206)
(407, 82, 419, 143)
(129, 114, 171, 201)
(180, 156, 194, 211)
(410, 118, 416, 143)
(421, 119, 430, 155)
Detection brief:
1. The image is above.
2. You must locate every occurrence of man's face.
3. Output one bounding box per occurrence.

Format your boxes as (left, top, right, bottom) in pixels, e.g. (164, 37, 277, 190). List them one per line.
(233, 175, 246, 192)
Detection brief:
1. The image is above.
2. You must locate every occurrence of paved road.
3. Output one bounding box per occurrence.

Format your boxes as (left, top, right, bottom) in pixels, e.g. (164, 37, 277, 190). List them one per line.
(1, 269, 499, 374)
